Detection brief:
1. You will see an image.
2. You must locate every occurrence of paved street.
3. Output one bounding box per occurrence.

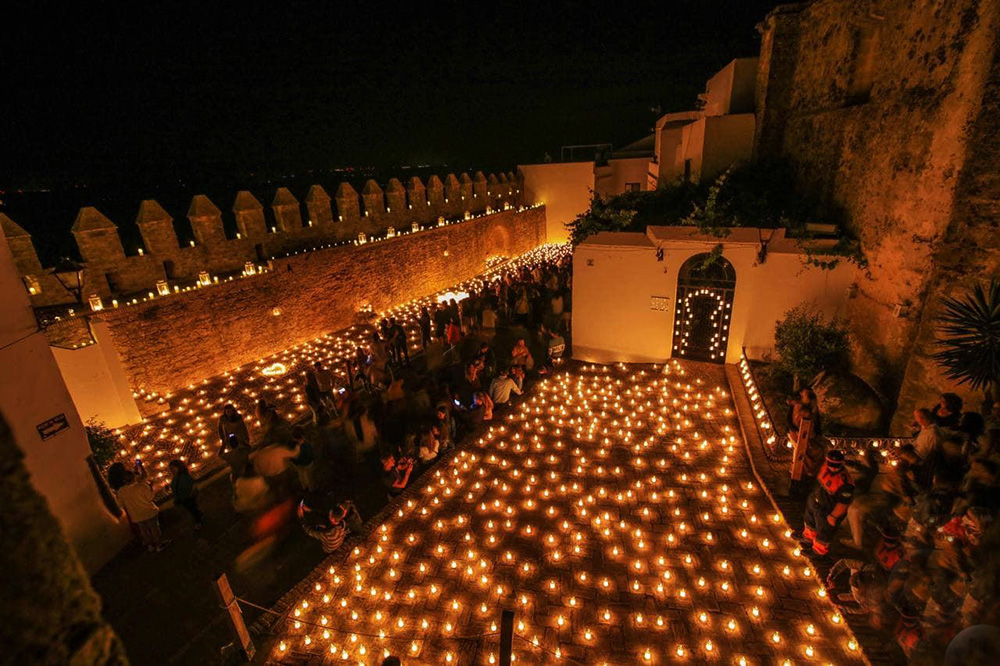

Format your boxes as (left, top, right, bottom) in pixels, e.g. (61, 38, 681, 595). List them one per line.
(266, 361, 867, 665)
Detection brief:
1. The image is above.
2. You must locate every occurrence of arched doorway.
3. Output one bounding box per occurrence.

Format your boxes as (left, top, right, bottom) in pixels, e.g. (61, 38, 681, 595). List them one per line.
(671, 253, 736, 363)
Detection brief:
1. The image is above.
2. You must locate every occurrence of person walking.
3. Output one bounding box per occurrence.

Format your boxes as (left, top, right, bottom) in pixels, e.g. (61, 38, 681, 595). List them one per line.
(168, 459, 203, 529)
(795, 449, 854, 558)
(288, 426, 317, 492)
(257, 400, 291, 445)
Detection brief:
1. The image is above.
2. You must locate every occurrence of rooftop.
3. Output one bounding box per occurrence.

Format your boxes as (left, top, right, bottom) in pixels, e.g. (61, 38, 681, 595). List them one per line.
(578, 231, 655, 248)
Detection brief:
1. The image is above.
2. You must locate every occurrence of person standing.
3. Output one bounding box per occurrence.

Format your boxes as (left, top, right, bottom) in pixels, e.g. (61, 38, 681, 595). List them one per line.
(912, 408, 940, 460)
(433, 303, 447, 339)
(116, 464, 169, 552)
(219, 403, 250, 449)
(303, 372, 329, 424)
(312, 361, 337, 412)
(419, 306, 432, 348)
(371, 331, 391, 383)
(218, 404, 252, 492)
(389, 317, 409, 366)
(168, 460, 203, 529)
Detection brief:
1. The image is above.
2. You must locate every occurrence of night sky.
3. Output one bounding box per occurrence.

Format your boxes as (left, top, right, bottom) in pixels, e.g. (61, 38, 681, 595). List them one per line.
(2, 2, 779, 257)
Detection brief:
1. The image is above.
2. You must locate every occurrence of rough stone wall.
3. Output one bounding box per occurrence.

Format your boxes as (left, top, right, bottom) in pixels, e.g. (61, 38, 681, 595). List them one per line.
(0, 413, 126, 665)
(756, 0, 1000, 414)
(9, 169, 525, 308)
(98, 207, 545, 394)
(892, 13, 1000, 430)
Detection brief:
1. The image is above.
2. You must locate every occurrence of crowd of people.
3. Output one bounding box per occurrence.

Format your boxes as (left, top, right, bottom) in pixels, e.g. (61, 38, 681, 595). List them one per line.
(104, 244, 1000, 662)
(789, 391, 1000, 661)
(107, 250, 573, 558)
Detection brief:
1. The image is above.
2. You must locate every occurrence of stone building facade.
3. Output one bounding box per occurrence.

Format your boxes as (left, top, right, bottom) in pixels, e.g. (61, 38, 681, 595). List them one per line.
(755, 0, 1000, 431)
(1, 169, 523, 308)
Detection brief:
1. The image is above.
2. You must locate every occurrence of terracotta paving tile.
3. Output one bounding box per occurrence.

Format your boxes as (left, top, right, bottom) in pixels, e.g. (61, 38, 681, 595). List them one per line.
(266, 361, 869, 664)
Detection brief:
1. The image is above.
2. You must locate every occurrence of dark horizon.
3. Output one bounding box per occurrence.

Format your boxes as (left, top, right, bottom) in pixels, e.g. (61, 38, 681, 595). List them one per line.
(3, 3, 778, 187)
(2, 1, 780, 259)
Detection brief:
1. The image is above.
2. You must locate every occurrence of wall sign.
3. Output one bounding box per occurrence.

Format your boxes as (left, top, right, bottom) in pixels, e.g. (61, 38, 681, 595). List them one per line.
(650, 296, 671, 311)
(37, 414, 70, 441)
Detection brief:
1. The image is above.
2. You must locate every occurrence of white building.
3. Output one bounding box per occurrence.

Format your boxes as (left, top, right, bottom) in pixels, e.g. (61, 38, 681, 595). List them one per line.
(650, 57, 758, 186)
(0, 224, 129, 572)
(572, 226, 856, 365)
(519, 57, 760, 243)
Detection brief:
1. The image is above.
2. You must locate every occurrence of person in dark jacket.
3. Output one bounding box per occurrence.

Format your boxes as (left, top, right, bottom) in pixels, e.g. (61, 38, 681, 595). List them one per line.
(169, 459, 203, 529)
(419, 306, 432, 348)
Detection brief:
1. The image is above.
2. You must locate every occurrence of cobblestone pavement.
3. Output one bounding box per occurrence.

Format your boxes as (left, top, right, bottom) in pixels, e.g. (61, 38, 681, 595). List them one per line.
(266, 361, 868, 665)
(110, 245, 567, 491)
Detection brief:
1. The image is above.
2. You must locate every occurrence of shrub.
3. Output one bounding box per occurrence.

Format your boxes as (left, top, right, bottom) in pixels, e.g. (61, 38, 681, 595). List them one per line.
(773, 305, 851, 390)
(85, 419, 117, 469)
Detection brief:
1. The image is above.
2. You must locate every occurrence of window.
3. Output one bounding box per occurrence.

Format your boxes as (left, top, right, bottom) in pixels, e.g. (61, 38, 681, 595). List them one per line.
(624, 182, 641, 192)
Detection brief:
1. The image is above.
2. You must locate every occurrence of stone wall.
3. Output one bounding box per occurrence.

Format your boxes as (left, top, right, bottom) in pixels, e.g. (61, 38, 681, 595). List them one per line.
(893, 12, 1000, 430)
(755, 0, 1000, 424)
(96, 207, 545, 395)
(0, 169, 523, 308)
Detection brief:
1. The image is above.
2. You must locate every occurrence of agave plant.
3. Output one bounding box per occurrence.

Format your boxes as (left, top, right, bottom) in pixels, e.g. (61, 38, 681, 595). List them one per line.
(933, 279, 1000, 402)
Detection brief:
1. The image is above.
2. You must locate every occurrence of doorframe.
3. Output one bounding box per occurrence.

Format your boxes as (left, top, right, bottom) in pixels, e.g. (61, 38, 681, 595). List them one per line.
(670, 253, 737, 363)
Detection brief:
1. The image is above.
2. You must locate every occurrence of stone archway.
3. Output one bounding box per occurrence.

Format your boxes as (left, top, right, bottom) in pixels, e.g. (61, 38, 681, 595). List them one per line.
(486, 222, 511, 258)
(671, 253, 736, 363)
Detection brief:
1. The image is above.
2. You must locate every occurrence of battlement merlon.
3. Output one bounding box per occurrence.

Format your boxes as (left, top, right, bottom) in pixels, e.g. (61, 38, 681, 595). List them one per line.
(305, 185, 334, 227)
(187, 195, 226, 247)
(7, 167, 530, 306)
(272, 187, 303, 233)
(0, 213, 44, 275)
(233, 190, 267, 242)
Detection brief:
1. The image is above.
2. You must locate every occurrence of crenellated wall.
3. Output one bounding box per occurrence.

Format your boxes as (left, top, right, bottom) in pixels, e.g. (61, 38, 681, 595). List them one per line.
(2, 169, 524, 307)
(91, 206, 545, 395)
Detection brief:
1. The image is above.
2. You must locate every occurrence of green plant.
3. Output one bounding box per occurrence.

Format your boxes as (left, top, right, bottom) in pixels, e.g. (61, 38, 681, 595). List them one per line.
(773, 305, 851, 390)
(933, 279, 1000, 403)
(565, 158, 865, 269)
(566, 192, 638, 246)
(85, 419, 117, 469)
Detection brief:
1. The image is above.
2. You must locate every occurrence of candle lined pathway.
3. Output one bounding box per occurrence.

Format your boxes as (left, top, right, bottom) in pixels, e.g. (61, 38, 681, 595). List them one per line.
(268, 361, 866, 665)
